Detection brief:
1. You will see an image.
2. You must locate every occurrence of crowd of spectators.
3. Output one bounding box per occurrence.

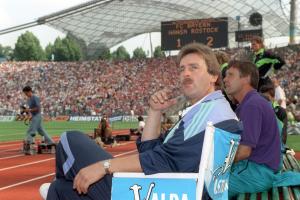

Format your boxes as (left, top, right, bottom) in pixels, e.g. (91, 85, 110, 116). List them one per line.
(225, 44, 300, 116)
(0, 58, 180, 117)
(0, 45, 299, 118)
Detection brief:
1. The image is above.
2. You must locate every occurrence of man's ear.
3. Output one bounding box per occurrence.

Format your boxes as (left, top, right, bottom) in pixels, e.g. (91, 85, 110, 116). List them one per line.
(241, 75, 251, 85)
(210, 74, 218, 84)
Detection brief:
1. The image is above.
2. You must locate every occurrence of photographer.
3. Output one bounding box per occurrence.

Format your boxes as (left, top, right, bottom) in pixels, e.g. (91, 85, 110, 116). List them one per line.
(22, 86, 55, 155)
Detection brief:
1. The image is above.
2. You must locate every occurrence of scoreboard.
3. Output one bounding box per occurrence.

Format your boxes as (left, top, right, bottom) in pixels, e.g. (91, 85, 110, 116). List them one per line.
(235, 29, 263, 42)
(161, 17, 228, 50)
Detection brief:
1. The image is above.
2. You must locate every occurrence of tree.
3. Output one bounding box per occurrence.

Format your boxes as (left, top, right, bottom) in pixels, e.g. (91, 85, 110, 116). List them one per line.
(112, 46, 130, 61)
(0, 44, 13, 59)
(64, 35, 82, 61)
(98, 45, 111, 60)
(52, 36, 82, 61)
(67, 33, 87, 60)
(132, 47, 147, 59)
(45, 43, 54, 61)
(52, 37, 69, 61)
(13, 31, 45, 61)
(153, 46, 166, 58)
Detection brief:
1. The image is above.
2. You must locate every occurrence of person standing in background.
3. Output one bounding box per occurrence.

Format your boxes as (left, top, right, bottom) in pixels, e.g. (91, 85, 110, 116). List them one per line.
(272, 76, 287, 109)
(250, 36, 285, 90)
(22, 86, 54, 155)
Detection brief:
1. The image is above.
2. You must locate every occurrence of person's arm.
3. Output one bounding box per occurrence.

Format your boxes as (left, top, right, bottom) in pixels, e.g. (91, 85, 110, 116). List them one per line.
(276, 88, 286, 106)
(266, 51, 285, 70)
(141, 108, 162, 141)
(26, 96, 40, 113)
(276, 107, 288, 144)
(141, 89, 177, 141)
(235, 105, 262, 162)
(73, 89, 178, 194)
(272, 55, 285, 70)
(234, 144, 252, 162)
(73, 154, 142, 194)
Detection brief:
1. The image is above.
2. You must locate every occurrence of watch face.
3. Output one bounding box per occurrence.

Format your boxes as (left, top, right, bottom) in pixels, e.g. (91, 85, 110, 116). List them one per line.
(104, 160, 110, 168)
(103, 160, 111, 174)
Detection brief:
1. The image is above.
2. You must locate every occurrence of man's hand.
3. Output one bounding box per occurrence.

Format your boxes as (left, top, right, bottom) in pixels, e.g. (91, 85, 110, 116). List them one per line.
(73, 161, 106, 194)
(149, 89, 178, 111)
(142, 89, 179, 141)
(234, 144, 252, 162)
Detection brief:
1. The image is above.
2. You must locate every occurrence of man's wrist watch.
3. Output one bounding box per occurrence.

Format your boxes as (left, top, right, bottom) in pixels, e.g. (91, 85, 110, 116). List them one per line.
(103, 159, 111, 174)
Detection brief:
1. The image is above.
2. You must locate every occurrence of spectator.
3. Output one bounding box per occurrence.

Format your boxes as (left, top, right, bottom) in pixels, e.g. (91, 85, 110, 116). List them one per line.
(215, 50, 230, 79)
(137, 115, 145, 135)
(40, 43, 241, 200)
(223, 60, 300, 198)
(250, 36, 285, 90)
(272, 76, 287, 109)
(161, 112, 173, 135)
(259, 83, 288, 147)
(0, 45, 298, 119)
(98, 114, 113, 144)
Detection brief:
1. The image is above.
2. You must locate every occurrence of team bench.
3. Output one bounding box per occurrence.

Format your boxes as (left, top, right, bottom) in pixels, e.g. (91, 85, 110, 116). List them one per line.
(237, 152, 300, 200)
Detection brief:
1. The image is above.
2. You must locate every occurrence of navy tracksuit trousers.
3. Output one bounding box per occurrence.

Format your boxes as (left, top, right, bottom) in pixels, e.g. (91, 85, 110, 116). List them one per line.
(47, 131, 112, 200)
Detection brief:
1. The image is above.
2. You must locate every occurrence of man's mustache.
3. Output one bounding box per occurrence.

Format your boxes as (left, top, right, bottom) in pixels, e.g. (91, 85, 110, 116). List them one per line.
(182, 78, 193, 85)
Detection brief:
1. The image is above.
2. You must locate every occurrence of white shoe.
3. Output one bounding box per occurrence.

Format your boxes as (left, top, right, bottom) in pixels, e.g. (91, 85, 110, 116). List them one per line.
(39, 183, 51, 200)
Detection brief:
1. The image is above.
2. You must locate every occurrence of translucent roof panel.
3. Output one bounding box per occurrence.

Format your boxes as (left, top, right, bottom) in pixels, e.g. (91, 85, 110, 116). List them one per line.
(38, 0, 299, 49)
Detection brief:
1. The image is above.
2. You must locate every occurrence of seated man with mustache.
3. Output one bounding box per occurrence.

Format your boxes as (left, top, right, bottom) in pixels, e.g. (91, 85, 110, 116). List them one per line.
(41, 43, 242, 200)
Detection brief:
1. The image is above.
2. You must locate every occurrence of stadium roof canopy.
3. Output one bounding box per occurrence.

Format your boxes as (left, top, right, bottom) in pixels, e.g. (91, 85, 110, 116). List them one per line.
(36, 0, 297, 49)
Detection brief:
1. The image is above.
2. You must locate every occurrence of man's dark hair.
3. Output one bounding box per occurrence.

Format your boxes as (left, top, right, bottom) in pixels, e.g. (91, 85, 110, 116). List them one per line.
(259, 82, 275, 97)
(22, 86, 32, 92)
(227, 60, 259, 89)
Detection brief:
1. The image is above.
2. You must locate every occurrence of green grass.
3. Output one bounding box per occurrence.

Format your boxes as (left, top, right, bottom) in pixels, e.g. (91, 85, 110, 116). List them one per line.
(1, 121, 300, 153)
(286, 135, 300, 152)
(0, 121, 137, 142)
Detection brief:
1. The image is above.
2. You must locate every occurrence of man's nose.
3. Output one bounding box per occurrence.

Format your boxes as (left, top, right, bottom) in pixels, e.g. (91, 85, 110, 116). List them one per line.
(182, 68, 191, 77)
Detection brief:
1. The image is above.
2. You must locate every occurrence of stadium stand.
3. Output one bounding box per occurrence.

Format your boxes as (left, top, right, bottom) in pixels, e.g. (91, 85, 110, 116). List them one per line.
(0, 58, 180, 117)
(0, 45, 299, 120)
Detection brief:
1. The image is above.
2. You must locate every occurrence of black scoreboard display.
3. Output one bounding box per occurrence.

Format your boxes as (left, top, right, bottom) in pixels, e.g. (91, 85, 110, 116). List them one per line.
(235, 29, 263, 42)
(161, 17, 228, 50)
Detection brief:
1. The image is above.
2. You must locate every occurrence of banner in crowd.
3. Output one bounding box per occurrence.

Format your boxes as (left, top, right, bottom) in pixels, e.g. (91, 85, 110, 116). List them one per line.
(109, 116, 123, 123)
(122, 115, 148, 122)
(69, 115, 151, 122)
(69, 116, 125, 122)
(69, 116, 102, 122)
(122, 115, 138, 122)
(0, 116, 15, 122)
